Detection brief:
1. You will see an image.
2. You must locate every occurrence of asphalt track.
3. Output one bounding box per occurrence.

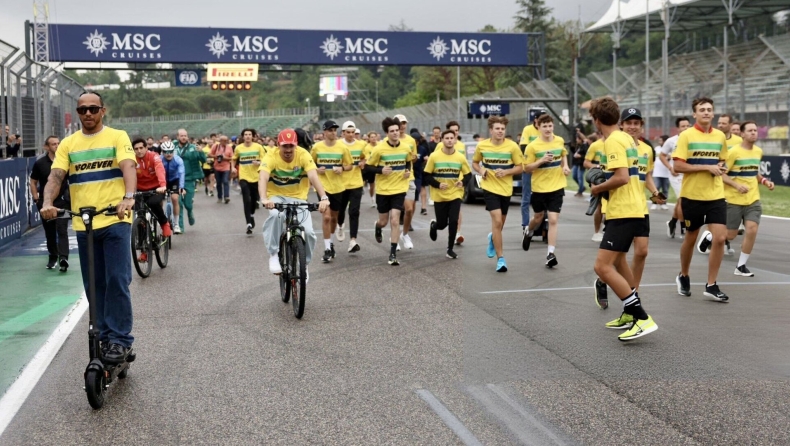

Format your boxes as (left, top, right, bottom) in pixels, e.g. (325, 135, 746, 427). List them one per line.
(2, 187, 788, 445)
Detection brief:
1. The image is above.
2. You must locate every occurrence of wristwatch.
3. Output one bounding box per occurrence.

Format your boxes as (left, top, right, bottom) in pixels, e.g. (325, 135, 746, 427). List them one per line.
(124, 192, 134, 200)
(320, 196, 329, 201)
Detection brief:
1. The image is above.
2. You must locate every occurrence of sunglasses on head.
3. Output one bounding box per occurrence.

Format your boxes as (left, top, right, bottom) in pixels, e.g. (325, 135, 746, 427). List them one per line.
(76, 105, 102, 115)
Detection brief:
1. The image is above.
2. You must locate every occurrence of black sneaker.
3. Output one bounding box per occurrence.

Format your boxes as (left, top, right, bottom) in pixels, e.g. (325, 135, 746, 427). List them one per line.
(374, 221, 382, 243)
(104, 343, 129, 364)
(704, 282, 729, 302)
(680, 225, 686, 238)
(429, 220, 437, 241)
(676, 273, 691, 296)
(330, 243, 336, 258)
(734, 264, 754, 277)
(388, 253, 399, 265)
(322, 249, 333, 263)
(421, 208, 428, 215)
(546, 253, 558, 268)
(666, 220, 676, 239)
(446, 249, 458, 259)
(59, 257, 69, 272)
(697, 233, 712, 253)
(246, 223, 253, 235)
(594, 278, 608, 309)
(46, 256, 57, 269)
(522, 229, 533, 251)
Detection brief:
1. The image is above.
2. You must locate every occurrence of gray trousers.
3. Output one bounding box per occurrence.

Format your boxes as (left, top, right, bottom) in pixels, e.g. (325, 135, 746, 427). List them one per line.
(262, 196, 317, 265)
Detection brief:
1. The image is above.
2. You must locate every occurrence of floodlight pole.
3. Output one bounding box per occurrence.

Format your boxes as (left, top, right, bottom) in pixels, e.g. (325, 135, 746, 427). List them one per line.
(645, 0, 650, 136)
(456, 66, 461, 122)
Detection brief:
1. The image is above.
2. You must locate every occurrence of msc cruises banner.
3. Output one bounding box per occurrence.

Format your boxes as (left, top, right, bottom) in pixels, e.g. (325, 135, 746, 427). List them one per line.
(48, 24, 530, 66)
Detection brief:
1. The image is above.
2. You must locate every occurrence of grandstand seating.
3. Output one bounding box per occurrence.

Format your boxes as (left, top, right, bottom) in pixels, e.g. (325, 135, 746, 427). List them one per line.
(109, 112, 318, 139)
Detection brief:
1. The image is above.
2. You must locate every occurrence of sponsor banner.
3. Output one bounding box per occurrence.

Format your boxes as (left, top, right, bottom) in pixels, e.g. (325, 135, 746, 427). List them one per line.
(48, 24, 530, 66)
(759, 155, 790, 186)
(174, 69, 203, 87)
(0, 159, 29, 249)
(26, 160, 42, 230)
(468, 101, 510, 116)
(206, 64, 258, 82)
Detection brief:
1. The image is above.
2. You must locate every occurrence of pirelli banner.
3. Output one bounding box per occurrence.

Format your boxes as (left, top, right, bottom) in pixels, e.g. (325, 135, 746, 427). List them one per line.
(48, 24, 530, 66)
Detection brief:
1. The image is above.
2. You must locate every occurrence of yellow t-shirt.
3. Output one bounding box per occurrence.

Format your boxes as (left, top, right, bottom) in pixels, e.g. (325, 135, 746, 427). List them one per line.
(202, 145, 213, 170)
(233, 143, 267, 183)
(524, 136, 567, 193)
(340, 139, 367, 190)
(518, 125, 540, 147)
(399, 133, 418, 180)
(584, 139, 605, 166)
(673, 126, 727, 201)
(423, 148, 471, 202)
(367, 140, 413, 195)
(726, 134, 743, 149)
(636, 140, 654, 215)
(259, 147, 316, 200)
(363, 142, 378, 160)
(53, 127, 135, 231)
(472, 138, 524, 197)
(433, 141, 466, 154)
(311, 141, 353, 195)
(601, 131, 645, 220)
(724, 144, 762, 206)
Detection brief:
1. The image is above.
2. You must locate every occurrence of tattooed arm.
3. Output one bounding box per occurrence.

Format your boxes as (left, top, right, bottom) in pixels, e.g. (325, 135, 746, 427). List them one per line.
(40, 168, 67, 220)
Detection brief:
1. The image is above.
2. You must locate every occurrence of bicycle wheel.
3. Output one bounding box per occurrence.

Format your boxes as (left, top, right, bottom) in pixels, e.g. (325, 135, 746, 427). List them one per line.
(279, 234, 290, 303)
(131, 217, 152, 278)
(291, 236, 307, 319)
(165, 201, 173, 249)
(154, 218, 169, 268)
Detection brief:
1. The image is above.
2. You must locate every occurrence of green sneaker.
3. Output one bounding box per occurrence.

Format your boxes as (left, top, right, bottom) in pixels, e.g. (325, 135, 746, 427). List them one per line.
(605, 312, 634, 329)
(618, 315, 658, 342)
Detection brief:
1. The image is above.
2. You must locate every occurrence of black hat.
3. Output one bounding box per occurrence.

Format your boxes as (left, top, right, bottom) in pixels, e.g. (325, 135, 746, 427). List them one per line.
(621, 107, 643, 122)
(323, 120, 339, 131)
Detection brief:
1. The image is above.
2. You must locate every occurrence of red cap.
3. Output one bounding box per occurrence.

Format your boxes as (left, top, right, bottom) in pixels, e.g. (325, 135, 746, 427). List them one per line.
(278, 129, 298, 145)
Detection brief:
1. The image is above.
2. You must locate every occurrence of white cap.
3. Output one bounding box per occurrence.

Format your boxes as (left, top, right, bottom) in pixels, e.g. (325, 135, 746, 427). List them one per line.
(393, 114, 407, 123)
(342, 121, 356, 130)
(354, 128, 361, 134)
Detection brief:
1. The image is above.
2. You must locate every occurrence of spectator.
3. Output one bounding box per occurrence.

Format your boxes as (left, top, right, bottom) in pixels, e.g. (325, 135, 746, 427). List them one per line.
(30, 136, 71, 271)
(209, 135, 236, 203)
(473, 134, 481, 141)
(571, 129, 589, 197)
(6, 133, 21, 158)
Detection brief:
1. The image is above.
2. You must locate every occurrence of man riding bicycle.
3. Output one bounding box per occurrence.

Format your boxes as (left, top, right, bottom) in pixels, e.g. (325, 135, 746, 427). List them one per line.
(133, 139, 172, 238)
(259, 129, 329, 275)
(160, 141, 185, 234)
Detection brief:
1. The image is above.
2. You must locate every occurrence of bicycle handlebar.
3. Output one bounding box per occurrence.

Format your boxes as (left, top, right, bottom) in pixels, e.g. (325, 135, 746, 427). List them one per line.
(57, 204, 120, 219)
(273, 202, 320, 212)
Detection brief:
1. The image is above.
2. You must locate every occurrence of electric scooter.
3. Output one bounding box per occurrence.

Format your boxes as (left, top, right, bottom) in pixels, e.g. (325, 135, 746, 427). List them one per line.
(58, 205, 136, 409)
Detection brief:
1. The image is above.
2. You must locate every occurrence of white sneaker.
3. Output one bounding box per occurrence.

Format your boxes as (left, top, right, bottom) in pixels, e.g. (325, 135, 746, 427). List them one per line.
(401, 233, 414, 249)
(348, 240, 360, 253)
(336, 224, 345, 242)
(370, 202, 377, 208)
(174, 224, 182, 234)
(396, 242, 401, 251)
(592, 232, 603, 242)
(650, 204, 658, 210)
(428, 199, 435, 206)
(269, 255, 282, 274)
(660, 204, 669, 210)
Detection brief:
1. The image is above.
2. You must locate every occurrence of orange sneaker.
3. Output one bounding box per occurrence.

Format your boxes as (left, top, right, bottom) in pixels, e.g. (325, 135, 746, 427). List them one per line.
(161, 222, 172, 237)
(139, 252, 148, 263)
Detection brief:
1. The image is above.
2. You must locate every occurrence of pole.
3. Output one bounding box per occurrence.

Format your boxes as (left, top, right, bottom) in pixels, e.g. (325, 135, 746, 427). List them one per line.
(662, 0, 670, 135)
(375, 80, 379, 111)
(150, 111, 153, 137)
(456, 66, 461, 122)
(723, 25, 728, 113)
(645, 0, 650, 137)
(436, 90, 440, 116)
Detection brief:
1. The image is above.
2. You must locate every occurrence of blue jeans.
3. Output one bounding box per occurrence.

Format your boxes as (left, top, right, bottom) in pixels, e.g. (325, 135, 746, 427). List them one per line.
(215, 170, 230, 199)
(572, 165, 586, 194)
(654, 177, 670, 198)
(520, 172, 532, 227)
(76, 222, 134, 348)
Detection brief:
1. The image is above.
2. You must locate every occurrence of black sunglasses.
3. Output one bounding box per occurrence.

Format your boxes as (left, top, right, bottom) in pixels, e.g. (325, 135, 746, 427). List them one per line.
(76, 105, 102, 115)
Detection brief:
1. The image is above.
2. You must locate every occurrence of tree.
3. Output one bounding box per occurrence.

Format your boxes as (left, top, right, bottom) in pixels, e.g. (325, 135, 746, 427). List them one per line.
(153, 98, 199, 115)
(514, 0, 553, 33)
(195, 94, 236, 113)
(120, 101, 152, 117)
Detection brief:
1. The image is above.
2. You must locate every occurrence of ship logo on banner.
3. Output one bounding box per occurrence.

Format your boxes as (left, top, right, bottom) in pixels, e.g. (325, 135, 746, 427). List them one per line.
(207, 33, 231, 58)
(320, 35, 343, 60)
(84, 30, 109, 56)
(427, 37, 448, 61)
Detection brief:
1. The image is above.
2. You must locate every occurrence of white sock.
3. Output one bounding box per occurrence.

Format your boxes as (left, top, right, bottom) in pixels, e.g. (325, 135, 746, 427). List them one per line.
(329, 234, 334, 243)
(705, 232, 713, 242)
(324, 239, 331, 250)
(548, 245, 555, 254)
(738, 252, 750, 267)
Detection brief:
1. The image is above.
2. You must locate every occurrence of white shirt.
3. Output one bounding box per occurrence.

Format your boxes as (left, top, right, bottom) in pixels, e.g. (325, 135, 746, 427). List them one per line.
(654, 134, 681, 179)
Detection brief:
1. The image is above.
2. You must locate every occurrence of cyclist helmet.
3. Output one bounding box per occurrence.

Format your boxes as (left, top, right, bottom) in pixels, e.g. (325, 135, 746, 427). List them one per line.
(295, 128, 313, 152)
(160, 141, 175, 152)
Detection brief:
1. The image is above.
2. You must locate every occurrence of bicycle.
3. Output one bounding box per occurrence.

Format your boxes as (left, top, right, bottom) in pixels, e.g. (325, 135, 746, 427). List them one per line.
(131, 191, 169, 278)
(163, 184, 179, 247)
(274, 202, 319, 319)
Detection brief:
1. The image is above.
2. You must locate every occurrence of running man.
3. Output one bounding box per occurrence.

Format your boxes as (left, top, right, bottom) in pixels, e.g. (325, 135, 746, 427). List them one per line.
(673, 97, 730, 302)
(433, 120, 467, 245)
(336, 121, 367, 253)
(583, 135, 606, 241)
(363, 131, 379, 208)
(518, 114, 541, 237)
(259, 129, 329, 275)
(233, 128, 268, 235)
(365, 117, 413, 265)
(394, 114, 418, 250)
(201, 140, 215, 196)
(174, 129, 206, 231)
(522, 114, 569, 268)
(312, 120, 352, 263)
(588, 97, 658, 341)
(660, 117, 691, 239)
(472, 116, 524, 273)
(719, 121, 774, 277)
(718, 114, 742, 149)
(423, 130, 471, 259)
(160, 141, 185, 234)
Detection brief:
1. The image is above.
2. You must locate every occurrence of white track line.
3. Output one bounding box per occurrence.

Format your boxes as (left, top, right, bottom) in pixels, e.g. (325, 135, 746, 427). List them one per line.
(480, 281, 790, 295)
(0, 294, 87, 437)
(416, 389, 483, 446)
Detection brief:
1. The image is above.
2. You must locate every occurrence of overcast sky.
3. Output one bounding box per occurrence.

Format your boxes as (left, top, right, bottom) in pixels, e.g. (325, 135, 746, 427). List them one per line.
(0, 0, 611, 52)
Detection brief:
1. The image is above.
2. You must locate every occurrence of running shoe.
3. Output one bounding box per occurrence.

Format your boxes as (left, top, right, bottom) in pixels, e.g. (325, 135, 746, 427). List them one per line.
(666, 220, 675, 239)
(330, 243, 336, 258)
(174, 224, 183, 234)
(591, 232, 603, 242)
(429, 220, 437, 241)
(269, 256, 282, 274)
(455, 234, 464, 245)
(704, 283, 729, 302)
(322, 249, 333, 263)
(401, 233, 414, 249)
(734, 264, 754, 277)
(388, 253, 399, 265)
(224, 198, 230, 204)
(420, 208, 428, 215)
(594, 278, 608, 310)
(46, 256, 57, 269)
(59, 257, 69, 272)
(660, 204, 669, 210)
(496, 256, 507, 272)
(676, 273, 691, 296)
(522, 228, 533, 251)
(738, 222, 745, 235)
(336, 224, 345, 242)
(605, 312, 634, 329)
(618, 315, 658, 341)
(697, 230, 712, 254)
(650, 204, 658, 210)
(725, 240, 734, 255)
(188, 211, 195, 226)
(546, 253, 558, 268)
(487, 233, 495, 258)
(139, 252, 148, 263)
(374, 221, 382, 243)
(246, 223, 253, 235)
(446, 249, 458, 259)
(348, 240, 360, 253)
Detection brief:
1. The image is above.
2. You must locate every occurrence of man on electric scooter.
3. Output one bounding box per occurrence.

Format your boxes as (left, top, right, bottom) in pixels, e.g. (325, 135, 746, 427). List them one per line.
(40, 91, 137, 364)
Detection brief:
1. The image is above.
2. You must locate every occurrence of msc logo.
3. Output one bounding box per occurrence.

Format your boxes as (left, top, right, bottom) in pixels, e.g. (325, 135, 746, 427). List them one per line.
(427, 37, 492, 63)
(206, 33, 279, 61)
(320, 35, 388, 62)
(178, 71, 199, 85)
(84, 29, 162, 60)
(478, 104, 502, 114)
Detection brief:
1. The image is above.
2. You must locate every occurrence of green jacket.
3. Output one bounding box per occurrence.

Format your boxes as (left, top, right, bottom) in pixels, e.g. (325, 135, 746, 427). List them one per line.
(176, 142, 207, 181)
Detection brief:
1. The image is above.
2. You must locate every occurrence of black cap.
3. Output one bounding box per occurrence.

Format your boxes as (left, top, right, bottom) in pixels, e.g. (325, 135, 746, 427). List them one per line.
(621, 107, 643, 122)
(322, 120, 339, 131)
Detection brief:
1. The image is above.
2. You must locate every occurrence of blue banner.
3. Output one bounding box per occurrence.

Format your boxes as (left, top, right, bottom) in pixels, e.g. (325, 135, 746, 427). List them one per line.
(48, 24, 530, 66)
(468, 102, 510, 116)
(0, 159, 28, 249)
(759, 156, 790, 187)
(174, 69, 203, 87)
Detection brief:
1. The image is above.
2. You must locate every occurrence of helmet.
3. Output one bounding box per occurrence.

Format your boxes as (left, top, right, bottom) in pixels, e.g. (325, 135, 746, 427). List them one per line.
(295, 128, 313, 152)
(160, 141, 175, 152)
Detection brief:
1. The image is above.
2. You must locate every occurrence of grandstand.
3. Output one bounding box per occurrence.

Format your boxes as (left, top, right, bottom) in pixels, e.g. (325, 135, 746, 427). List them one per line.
(109, 107, 320, 139)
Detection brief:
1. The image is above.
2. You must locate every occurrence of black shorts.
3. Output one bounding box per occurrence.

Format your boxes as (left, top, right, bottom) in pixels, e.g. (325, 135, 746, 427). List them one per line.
(363, 170, 376, 184)
(376, 193, 406, 214)
(600, 218, 649, 252)
(531, 189, 564, 214)
(166, 181, 180, 193)
(681, 198, 726, 232)
(483, 190, 511, 215)
(203, 168, 213, 178)
(327, 191, 343, 212)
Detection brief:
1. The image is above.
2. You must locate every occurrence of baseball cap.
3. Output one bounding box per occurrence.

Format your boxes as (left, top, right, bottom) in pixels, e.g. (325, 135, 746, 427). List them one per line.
(231, 135, 237, 142)
(278, 129, 298, 146)
(393, 114, 408, 123)
(354, 128, 361, 134)
(323, 120, 339, 131)
(620, 107, 643, 122)
(342, 121, 356, 131)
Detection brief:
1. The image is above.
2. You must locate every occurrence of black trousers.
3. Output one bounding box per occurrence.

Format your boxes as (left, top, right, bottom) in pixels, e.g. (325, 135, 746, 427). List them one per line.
(337, 186, 363, 238)
(239, 180, 260, 225)
(143, 192, 168, 227)
(434, 199, 462, 250)
(39, 199, 69, 259)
